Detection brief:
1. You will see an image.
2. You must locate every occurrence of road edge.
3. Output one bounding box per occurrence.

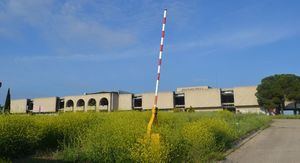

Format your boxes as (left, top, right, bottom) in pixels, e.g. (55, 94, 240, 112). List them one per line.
(223, 121, 273, 157)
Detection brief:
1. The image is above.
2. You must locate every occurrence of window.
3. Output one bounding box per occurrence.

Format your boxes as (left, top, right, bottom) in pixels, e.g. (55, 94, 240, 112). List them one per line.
(174, 93, 185, 108)
(66, 100, 74, 108)
(221, 90, 234, 103)
(100, 98, 109, 106)
(88, 98, 96, 106)
(133, 96, 142, 108)
(77, 99, 85, 107)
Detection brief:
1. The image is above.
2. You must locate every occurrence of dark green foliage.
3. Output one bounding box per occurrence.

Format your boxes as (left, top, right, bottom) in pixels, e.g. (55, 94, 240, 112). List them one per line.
(256, 74, 300, 114)
(3, 88, 11, 113)
(0, 113, 99, 158)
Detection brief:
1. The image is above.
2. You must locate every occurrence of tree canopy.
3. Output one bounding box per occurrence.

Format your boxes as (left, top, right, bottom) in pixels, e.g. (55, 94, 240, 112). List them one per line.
(256, 74, 300, 114)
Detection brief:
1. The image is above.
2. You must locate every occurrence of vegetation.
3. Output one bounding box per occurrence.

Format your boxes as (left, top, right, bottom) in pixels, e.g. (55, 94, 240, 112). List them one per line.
(0, 111, 271, 162)
(3, 88, 11, 113)
(274, 115, 300, 119)
(0, 105, 3, 114)
(256, 74, 300, 114)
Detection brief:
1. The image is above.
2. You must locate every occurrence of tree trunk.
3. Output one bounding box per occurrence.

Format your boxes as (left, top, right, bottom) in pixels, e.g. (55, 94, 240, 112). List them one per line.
(281, 101, 285, 115)
(295, 102, 298, 115)
(276, 107, 280, 115)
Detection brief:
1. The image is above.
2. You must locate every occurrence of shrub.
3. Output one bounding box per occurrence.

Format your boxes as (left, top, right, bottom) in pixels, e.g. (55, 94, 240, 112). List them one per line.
(0, 157, 11, 163)
(131, 134, 170, 163)
(0, 113, 101, 158)
(0, 111, 271, 162)
(180, 118, 236, 162)
(0, 116, 44, 158)
(57, 112, 148, 162)
(173, 108, 183, 112)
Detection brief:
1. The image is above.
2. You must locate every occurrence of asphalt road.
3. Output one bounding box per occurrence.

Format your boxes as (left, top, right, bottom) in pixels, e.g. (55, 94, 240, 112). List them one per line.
(223, 119, 300, 163)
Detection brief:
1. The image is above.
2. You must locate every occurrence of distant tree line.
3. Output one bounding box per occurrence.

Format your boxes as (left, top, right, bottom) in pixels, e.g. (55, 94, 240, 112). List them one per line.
(256, 74, 300, 115)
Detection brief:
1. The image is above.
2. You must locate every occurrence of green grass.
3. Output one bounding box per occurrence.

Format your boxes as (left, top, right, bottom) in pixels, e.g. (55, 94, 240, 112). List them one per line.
(0, 111, 271, 162)
(273, 115, 300, 119)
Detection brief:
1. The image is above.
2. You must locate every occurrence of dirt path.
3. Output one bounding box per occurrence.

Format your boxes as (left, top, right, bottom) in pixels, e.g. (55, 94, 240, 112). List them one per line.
(222, 119, 300, 163)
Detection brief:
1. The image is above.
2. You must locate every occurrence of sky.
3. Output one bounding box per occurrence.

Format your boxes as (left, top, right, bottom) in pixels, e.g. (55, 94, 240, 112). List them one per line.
(0, 0, 300, 102)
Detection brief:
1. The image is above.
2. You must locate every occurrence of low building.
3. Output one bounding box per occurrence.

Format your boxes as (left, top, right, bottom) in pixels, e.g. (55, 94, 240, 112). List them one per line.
(233, 86, 264, 113)
(11, 99, 30, 113)
(10, 85, 281, 114)
(140, 92, 174, 110)
(32, 97, 59, 113)
(181, 87, 222, 111)
(63, 92, 119, 112)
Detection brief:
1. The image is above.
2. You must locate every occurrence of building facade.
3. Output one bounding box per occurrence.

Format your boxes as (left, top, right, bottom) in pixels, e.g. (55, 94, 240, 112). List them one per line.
(10, 85, 265, 114)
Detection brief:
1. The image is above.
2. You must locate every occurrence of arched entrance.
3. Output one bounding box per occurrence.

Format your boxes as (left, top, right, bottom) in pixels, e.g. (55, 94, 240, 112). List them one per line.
(66, 100, 74, 111)
(99, 98, 109, 110)
(77, 99, 85, 111)
(88, 98, 96, 111)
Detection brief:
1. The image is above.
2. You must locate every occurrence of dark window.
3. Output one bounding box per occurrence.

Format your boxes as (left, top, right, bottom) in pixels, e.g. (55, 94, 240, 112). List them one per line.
(59, 99, 65, 109)
(221, 90, 234, 103)
(100, 98, 109, 106)
(77, 99, 85, 107)
(174, 93, 185, 107)
(66, 100, 74, 107)
(133, 96, 142, 108)
(27, 100, 33, 113)
(88, 98, 96, 106)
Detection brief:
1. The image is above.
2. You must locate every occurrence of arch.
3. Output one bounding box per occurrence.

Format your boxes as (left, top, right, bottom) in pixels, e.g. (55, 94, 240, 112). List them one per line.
(77, 99, 85, 107)
(88, 98, 96, 106)
(66, 100, 74, 108)
(100, 98, 109, 106)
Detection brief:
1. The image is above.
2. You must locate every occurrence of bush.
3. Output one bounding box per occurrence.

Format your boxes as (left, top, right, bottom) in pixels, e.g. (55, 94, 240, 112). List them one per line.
(0, 111, 271, 162)
(0, 116, 44, 158)
(0, 113, 100, 158)
(173, 108, 183, 112)
(55, 112, 149, 162)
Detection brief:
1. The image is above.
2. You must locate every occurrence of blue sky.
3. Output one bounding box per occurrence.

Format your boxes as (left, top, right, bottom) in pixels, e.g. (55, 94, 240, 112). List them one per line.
(0, 0, 300, 102)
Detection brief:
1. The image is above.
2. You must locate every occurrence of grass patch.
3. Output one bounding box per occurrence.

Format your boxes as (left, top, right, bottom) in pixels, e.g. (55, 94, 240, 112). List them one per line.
(273, 115, 300, 119)
(0, 111, 271, 162)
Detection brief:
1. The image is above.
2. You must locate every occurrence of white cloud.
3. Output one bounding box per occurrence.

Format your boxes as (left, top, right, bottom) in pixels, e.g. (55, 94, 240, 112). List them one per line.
(12, 46, 156, 63)
(171, 25, 299, 54)
(1, 0, 299, 61)
(1, 0, 190, 61)
(0, 0, 136, 49)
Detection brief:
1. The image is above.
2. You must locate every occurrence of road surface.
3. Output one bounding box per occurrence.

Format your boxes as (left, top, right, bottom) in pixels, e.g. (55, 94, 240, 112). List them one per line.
(223, 119, 300, 163)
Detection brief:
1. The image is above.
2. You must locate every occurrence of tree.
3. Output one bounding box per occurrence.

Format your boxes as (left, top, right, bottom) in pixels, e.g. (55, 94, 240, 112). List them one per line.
(3, 88, 11, 113)
(286, 77, 300, 114)
(256, 74, 300, 114)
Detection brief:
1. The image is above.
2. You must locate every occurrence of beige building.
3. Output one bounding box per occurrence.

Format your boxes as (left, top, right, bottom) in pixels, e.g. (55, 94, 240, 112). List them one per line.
(10, 85, 269, 114)
(181, 88, 222, 111)
(32, 97, 59, 113)
(233, 86, 264, 113)
(139, 92, 174, 110)
(63, 92, 119, 112)
(11, 99, 30, 113)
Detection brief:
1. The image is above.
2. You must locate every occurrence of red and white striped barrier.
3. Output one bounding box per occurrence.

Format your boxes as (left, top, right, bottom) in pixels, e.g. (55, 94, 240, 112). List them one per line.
(153, 9, 167, 108)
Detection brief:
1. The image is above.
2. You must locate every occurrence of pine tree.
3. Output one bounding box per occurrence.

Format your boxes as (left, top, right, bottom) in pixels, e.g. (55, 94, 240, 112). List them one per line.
(256, 74, 300, 114)
(3, 88, 11, 113)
